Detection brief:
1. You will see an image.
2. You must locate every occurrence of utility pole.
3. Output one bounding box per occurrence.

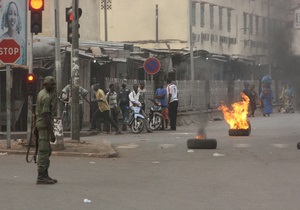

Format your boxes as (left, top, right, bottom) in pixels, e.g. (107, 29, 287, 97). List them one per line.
(189, 0, 195, 81)
(54, 0, 64, 149)
(267, 0, 272, 76)
(104, 0, 108, 41)
(71, 0, 80, 140)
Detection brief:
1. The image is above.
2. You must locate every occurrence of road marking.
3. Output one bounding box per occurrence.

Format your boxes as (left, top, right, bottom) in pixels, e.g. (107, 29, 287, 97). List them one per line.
(116, 143, 139, 149)
(234, 143, 251, 148)
(272, 144, 289, 148)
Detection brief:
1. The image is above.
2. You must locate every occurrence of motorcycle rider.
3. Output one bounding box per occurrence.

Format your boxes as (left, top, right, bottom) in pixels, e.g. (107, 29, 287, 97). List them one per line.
(129, 83, 152, 133)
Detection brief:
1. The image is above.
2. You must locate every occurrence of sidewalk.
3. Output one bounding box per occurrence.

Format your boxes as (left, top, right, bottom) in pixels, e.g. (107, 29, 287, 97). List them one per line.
(0, 130, 118, 158)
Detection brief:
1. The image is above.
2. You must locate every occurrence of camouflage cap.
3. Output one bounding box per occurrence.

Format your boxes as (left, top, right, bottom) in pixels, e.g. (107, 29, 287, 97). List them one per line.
(43, 76, 56, 85)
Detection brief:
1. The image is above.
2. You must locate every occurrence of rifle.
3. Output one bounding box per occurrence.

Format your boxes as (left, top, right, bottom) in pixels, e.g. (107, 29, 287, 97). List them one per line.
(26, 105, 38, 164)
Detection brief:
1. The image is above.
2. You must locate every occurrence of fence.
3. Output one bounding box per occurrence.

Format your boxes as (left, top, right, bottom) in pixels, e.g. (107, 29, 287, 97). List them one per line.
(105, 78, 280, 113)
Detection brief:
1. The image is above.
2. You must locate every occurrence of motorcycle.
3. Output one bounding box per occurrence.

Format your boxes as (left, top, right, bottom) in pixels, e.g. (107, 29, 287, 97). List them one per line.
(127, 101, 145, 134)
(148, 98, 163, 130)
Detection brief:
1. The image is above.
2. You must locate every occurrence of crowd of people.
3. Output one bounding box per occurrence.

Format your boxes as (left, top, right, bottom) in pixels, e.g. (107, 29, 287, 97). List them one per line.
(60, 78, 179, 134)
(242, 74, 295, 117)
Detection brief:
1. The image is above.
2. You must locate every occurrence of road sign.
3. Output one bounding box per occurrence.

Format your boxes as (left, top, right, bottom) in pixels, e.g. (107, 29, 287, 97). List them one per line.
(143, 57, 161, 75)
(0, 39, 21, 64)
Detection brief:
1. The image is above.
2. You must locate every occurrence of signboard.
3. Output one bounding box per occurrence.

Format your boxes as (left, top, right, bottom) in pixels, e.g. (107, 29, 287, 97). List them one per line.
(0, 0, 27, 65)
(143, 57, 161, 75)
(0, 39, 20, 64)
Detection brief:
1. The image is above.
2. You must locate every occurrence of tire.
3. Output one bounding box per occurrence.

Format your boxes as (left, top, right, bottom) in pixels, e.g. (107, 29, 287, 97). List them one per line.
(131, 118, 144, 134)
(228, 120, 251, 136)
(297, 142, 300, 149)
(187, 138, 217, 149)
(149, 115, 163, 130)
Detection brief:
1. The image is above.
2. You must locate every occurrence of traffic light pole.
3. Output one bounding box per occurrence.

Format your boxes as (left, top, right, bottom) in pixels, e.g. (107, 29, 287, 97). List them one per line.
(71, 0, 80, 141)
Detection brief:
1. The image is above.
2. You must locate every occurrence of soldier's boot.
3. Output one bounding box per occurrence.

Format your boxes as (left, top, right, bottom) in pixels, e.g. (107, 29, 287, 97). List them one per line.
(45, 169, 58, 183)
(36, 171, 55, 185)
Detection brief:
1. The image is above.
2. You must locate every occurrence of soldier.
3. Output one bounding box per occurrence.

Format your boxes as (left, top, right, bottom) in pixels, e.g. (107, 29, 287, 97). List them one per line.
(35, 76, 57, 184)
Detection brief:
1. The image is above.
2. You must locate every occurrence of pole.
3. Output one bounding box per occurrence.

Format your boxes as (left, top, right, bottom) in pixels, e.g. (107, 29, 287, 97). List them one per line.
(189, 0, 195, 81)
(6, 65, 11, 149)
(55, 0, 62, 118)
(104, 0, 108, 41)
(267, 0, 271, 76)
(71, 0, 80, 140)
(54, 0, 64, 149)
(156, 4, 158, 43)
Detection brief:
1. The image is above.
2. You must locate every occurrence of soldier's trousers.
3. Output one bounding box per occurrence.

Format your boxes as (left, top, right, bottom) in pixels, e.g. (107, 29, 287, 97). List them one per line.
(37, 130, 52, 173)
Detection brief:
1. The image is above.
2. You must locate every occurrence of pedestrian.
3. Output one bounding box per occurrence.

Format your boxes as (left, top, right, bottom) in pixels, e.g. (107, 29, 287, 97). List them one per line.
(129, 83, 152, 133)
(106, 83, 120, 131)
(117, 79, 131, 131)
(61, 80, 89, 130)
(90, 84, 122, 135)
(260, 83, 274, 117)
(89, 77, 101, 130)
(242, 81, 251, 100)
(279, 82, 288, 113)
(154, 81, 169, 130)
(166, 78, 179, 130)
(248, 84, 258, 117)
(138, 81, 146, 112)
(35, 76, 57, 184)
(285, 83, 295, 113)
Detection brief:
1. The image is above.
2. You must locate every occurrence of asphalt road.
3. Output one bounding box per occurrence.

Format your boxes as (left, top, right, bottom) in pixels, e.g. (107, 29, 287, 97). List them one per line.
(1, 112, 300, 210)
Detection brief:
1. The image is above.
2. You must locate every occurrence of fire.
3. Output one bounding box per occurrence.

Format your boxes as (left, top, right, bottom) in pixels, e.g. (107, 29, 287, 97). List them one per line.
(196, 133, 206, 139)
(218, 93, 250, 129)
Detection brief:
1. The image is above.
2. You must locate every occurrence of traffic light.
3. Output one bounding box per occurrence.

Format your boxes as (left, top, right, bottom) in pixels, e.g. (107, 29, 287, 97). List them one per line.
(29, 0, 44, 34)
(66, 7, 82, 44)
(27, 73, 35, 96)
(66, 7, 73, 43)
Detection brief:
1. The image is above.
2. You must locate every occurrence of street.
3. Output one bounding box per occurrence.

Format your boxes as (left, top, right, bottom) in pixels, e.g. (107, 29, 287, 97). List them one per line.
(1, 112, 300, 210)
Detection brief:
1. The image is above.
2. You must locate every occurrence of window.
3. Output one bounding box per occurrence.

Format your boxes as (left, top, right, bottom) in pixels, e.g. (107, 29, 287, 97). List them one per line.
(249, 14, 253, 34)
(262, 17, 266, 36)
(243, 13, 247, 34)
(211, 34, 218, 42)
(227, 9, 231, 32)
(200, 3, 205, 28)
(210, 5, 214, 29)
(219, 7, 223, 31)
(192, 2, 196, 26)
(255, 15, 259, 35)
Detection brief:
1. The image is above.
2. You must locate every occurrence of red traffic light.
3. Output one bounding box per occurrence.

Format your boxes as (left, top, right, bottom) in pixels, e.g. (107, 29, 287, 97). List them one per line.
(27, 73, 35, 83)
(29, 0, 44, 11)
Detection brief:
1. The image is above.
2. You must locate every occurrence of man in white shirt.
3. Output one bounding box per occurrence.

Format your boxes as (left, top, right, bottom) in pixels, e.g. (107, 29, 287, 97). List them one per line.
(167, 78, 179, 130)
(129, 83, 152, 133)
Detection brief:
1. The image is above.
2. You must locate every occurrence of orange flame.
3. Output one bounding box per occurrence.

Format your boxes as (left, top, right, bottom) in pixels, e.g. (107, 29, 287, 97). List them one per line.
(196, 133, 206, 139)
(218, 93, 250, 129)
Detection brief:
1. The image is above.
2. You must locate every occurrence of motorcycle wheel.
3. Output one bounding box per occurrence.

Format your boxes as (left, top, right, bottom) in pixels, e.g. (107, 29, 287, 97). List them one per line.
(149, 115, 163, 130)
(131, 118, 144, 134)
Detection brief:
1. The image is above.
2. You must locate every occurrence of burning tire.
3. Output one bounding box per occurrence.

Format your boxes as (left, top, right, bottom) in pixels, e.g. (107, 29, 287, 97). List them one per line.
(187, 138, 217, 149)
(228, 120, 251, 136)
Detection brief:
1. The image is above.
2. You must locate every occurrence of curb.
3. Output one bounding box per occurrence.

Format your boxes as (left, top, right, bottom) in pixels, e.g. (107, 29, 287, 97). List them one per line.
(0, 149, 118, 158)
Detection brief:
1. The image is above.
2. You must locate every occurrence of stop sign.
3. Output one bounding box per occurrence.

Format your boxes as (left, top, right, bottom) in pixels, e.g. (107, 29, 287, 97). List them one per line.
(0, 39, 21, 64)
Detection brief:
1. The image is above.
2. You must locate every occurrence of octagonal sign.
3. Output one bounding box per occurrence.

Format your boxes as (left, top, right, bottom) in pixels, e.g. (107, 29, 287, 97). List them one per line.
(0, 39, 21, 64)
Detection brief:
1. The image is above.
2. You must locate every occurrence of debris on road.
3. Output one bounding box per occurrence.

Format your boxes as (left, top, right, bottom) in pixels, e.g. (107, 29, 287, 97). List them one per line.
(213, 153, 225, 157)
(187, 150, 194, 153)
(84, 199, 92, 203)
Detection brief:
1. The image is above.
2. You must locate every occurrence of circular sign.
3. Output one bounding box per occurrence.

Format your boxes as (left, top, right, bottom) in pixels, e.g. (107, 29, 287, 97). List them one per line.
(143, 57, 161, 75)
(0, 39, 21, 64)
